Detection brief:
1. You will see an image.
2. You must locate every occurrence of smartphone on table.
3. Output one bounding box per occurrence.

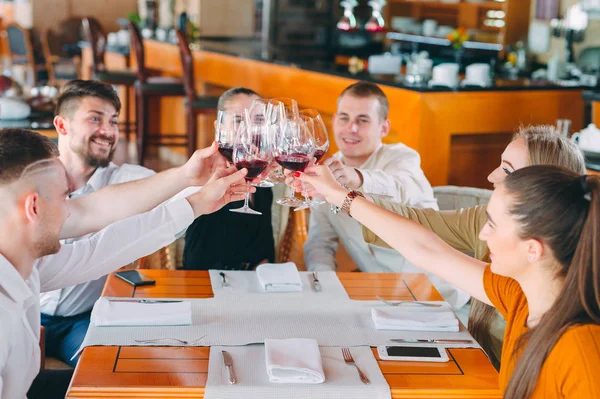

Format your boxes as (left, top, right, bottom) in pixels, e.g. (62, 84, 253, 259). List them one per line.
(115, 270, 156, 287)
(377, 345, 449, 362)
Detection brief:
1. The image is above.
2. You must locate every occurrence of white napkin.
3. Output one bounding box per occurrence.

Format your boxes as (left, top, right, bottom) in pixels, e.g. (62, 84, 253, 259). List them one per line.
(256, 262, 303, 292)
(91, 297, 192, 327)
(264, 338, 325, 384)
(371, 306, 459, 332)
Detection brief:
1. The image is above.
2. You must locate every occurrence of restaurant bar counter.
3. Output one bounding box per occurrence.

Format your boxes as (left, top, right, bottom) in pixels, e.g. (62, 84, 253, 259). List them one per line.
(82, 39, 586, 188)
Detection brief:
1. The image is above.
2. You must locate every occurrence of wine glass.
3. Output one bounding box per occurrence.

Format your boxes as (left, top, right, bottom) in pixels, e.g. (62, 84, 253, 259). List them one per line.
(246, 98, 275, 188)
(269, 97, 300, 121)
(300, 109, 329, 163)
(274, 106, 315, 207)
(297, 109, 330, 208)
(215, 109, 244, 164)
(230, 110, 272, 215)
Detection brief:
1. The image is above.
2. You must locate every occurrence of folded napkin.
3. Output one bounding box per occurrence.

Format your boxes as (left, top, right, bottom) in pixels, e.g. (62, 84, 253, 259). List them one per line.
(264, 338, 325, 384)
(91, 297, 192, 327)
(371, 306, 459, 332)
(256, 262, 302, 292)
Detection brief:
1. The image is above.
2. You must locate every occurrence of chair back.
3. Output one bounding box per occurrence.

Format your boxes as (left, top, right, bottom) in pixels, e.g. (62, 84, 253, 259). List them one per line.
(82, 17, 106, 72)
(5, 23, 33, 64)
(175, 29, 196, 102)
(127, 21, 147, 82)
(40, 28, 57, 83)
(433, 185, 492, 211)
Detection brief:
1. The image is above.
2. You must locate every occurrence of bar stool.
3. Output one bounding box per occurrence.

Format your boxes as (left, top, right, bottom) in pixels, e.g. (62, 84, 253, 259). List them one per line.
(128, 22, 192, 165)
(82, 17, 137, 137)
(175, 29, 220, 157)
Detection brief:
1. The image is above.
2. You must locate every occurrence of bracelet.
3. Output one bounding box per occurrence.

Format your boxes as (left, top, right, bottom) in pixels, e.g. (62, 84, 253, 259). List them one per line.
(341, 190, 365, 217)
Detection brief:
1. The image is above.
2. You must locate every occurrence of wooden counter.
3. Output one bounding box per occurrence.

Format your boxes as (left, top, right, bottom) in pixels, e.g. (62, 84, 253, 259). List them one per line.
(82, 41, 584, 188)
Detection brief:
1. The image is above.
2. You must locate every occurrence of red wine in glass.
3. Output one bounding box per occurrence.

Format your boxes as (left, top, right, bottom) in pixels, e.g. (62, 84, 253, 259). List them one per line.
(218, 144, 234, 163)
(313, 149, 326, 163)
(235, 159, 269, 181)
(275, 154, 311, 172)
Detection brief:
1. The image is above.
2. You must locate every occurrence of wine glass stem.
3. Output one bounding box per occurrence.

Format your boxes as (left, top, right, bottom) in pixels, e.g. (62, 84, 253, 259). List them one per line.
(300, 180, 309, 202)
(243, 181, 251, 209)
(289, 176, 296, 199)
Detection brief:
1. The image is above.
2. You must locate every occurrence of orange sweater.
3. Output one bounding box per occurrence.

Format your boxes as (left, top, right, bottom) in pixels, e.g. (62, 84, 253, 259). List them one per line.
(483, 265, 600, 398)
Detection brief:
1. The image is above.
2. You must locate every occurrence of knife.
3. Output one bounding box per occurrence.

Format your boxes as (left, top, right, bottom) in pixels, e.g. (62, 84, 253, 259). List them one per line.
(107, 299, 183, 304)
(390, 338, 474, 344)
(311, 272, 322, 292)
(222, 350, 237, 384)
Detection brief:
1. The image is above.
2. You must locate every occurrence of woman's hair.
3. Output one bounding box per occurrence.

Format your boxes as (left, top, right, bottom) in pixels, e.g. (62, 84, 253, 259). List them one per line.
(502, 165, 599, 399)
(513, 125, 586, 174)
(468, 125, 587, 369)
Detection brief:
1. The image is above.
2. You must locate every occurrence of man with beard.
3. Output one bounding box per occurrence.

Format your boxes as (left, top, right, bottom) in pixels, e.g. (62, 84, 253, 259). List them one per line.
(38, 80, 155, 366)
(0, 128, 252, 399)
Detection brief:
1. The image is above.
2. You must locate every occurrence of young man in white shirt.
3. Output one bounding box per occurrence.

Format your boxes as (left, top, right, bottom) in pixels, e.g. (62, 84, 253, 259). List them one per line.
(0, 128, 252, 399)
(303, 82, 468, 310)
(39, 80, 157, 367)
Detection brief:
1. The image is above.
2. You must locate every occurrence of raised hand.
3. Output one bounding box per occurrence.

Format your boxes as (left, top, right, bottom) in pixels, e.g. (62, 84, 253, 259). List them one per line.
(186, 166, 255, 217)
(323, 158, 363, 189)
(295, 165, 348, 206)
(183, 141, 228, 186)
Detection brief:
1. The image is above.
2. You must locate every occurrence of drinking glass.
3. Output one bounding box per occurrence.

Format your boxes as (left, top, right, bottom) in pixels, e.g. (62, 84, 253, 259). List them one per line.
(215, 109, 244, 163)
(230, 110, 272, 215)
(297, 109, 330, 208)
(273, 105, 315, 207)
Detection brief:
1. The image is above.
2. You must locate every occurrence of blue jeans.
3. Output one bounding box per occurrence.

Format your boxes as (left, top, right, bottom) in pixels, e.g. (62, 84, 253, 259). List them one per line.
(40, 311, 91, 367)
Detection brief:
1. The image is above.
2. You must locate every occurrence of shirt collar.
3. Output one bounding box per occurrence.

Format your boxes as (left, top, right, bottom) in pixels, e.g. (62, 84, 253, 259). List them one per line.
(0, 253, 34, 303)
(72, 163, 115, 195)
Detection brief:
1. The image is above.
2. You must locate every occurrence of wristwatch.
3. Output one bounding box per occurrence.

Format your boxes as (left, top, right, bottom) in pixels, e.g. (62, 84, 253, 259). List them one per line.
(341, 190, 365, 217)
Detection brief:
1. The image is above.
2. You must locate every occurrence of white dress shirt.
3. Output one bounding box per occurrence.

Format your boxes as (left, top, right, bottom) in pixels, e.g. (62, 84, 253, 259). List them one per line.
(0, 198, 194, 399)
(39, 163, 155, 317)
(304, 144, 470, 310)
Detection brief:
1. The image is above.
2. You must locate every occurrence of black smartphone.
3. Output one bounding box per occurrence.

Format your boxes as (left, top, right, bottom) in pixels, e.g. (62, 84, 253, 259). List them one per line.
(115, 270, 156, 287)
(377, 345, 448, 362)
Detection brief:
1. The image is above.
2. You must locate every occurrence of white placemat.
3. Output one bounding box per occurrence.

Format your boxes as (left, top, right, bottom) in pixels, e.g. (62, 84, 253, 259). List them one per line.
(209, 270, 350, 301)
(75, 298, 480, 358)
(204, 345, 391, 399)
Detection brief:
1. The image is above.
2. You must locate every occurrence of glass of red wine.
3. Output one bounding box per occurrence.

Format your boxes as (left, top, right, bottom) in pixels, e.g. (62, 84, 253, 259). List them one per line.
(215, 109, 244, 164)
(245, 98, 276, 188)
(297, 109, 330, 208)
(230, 110, 271, 215)
(274, 107, 315, 207)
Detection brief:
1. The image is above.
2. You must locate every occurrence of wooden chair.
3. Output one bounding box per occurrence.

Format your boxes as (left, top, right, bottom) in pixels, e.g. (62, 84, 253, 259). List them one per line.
(4, 22, 45, 85)
(278, 208, 308, 270)
(40, 28, 78, 86)
(82, 17, 137, 137)
(175, 29, 219, 158)
(128, 21, 189, 165)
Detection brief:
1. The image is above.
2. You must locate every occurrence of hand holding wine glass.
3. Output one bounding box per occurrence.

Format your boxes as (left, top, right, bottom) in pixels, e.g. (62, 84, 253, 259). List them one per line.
(182, 141, 228, 186)
(185, 165, 255, 217)
(294, 165, 349, 208)
(274, 116, 315, 207)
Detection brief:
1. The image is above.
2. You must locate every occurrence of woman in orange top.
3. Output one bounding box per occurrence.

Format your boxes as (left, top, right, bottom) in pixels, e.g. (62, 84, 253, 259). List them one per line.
(297, 164, 600, 399)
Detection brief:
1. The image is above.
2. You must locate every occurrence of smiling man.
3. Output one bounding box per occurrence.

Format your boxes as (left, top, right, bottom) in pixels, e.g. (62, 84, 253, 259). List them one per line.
(39, 80, 157, 367)
(304, 82, 454, 300)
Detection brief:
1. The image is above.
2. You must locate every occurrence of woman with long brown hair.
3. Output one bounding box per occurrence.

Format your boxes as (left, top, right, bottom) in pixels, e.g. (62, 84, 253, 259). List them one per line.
(360, 126, 587, 368)
(297, 164, 600, 398)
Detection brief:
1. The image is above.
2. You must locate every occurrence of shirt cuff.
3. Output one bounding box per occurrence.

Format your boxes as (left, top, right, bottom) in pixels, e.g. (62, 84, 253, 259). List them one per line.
(166, 198, 195, 238)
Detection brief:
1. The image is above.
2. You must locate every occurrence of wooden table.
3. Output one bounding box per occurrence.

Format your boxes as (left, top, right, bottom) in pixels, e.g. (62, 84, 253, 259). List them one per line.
(67, 271, 501, 399)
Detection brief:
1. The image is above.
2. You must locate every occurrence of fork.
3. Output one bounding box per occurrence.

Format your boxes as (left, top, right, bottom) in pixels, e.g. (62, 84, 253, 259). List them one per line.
(376, 295, 442, 308)
(341, 347, 370, 385)
(134, 335, 206, 345)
